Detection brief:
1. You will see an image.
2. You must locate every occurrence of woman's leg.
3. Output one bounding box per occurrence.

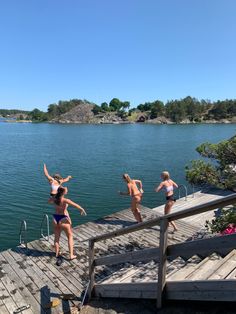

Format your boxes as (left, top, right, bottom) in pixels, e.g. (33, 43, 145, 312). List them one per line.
(61, 222, 76, 260)
(131, 196, 142, 223)
(53, 221, 61, 257)
(164, 201, 178, 231)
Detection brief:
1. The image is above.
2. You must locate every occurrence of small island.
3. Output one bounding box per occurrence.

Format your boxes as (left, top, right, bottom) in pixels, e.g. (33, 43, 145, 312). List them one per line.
(1, 96, 236, 124)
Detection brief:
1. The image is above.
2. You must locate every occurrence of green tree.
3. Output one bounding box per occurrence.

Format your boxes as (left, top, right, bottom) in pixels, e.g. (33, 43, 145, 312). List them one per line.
(109, 98, 122, 111)
(150, 100, 165, 119)
(29, 108, 48, 121)
(186, 136, 236, 190)
(92, 105, 101, 115)
(101, 102, 109, 112)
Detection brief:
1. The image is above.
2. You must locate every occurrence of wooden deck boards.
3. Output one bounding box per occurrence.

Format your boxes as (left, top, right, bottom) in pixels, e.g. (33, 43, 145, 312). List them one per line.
(0, 188, 233, 313)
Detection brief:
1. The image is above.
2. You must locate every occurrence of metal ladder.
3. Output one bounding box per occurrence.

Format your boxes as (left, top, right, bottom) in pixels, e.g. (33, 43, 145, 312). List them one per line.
(177, 184, 188, 201)
(19, 214, 50, 246)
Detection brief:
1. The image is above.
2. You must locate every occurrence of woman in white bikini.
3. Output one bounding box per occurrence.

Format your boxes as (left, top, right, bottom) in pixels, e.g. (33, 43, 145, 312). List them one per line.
(155, 171, 178, 231)
(119, 173, 144, 223)
(49, 186, 87, 265)
(43, 163, 72, 197)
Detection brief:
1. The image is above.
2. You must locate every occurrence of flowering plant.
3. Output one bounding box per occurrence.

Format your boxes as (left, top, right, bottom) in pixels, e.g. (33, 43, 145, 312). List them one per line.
(205, 207, 236, 234)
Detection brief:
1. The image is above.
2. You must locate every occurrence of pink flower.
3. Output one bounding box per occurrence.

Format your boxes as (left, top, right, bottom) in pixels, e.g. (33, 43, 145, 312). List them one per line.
(221, 224, 236, 235)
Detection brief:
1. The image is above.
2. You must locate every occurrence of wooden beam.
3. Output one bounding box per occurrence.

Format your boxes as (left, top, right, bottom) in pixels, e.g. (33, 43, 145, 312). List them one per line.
(166, 193, 236, 222)
(90, 193, 236, 243)
(167, 233, 236, 259)
(94, 282, 157, 299)
(94, 279, 236, 301)
(94, 247, 160, 266)
(88, 239, 95, 300)
(157, 219, 168, 309)
(166, 280, 236, 301)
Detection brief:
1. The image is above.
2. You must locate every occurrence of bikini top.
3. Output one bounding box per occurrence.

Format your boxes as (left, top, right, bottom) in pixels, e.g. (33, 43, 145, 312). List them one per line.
(163, 181, 174, 193)
(51, 181, 60, 192)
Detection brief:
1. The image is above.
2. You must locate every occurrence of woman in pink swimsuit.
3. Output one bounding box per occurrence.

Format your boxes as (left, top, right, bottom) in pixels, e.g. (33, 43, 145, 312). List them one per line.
(119, 173, 144, 223)
(49, 186, 87, 265)
(155, 171, 178, 231)
(43, 163, 72, 196)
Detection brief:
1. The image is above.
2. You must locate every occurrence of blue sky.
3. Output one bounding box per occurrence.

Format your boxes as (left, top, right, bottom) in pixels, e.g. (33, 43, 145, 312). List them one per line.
(0, 0, 235, 111)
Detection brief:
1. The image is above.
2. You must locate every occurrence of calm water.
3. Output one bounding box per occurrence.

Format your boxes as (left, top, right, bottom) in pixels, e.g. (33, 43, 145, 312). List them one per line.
(0, 123, 235, 251)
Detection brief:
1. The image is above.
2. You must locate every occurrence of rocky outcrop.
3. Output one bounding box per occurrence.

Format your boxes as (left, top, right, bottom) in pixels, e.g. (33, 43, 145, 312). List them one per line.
(146, 116, 173, 124)
(50, 102, 130, 124)
(94, 112, 128, 124)
(51, 102, 95, 124)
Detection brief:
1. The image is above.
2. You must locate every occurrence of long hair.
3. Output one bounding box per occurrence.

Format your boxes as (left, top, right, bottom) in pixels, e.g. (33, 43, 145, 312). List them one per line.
(161, 171, 170, 180)
(54, 186, 66, 205)
(123, 173, 132, 183)
(53, 174, 62, 184)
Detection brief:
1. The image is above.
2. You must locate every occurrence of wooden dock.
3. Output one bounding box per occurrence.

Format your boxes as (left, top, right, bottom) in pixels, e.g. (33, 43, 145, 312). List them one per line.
(0, 188, 234, 313)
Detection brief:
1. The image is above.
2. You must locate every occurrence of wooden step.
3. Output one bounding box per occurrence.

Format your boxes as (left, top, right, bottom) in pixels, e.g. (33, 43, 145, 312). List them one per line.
(94, 279, 236, 301)
(185, 253, 222, 280)
(207, 249, 236, 279)
(167, 255, 202, 281)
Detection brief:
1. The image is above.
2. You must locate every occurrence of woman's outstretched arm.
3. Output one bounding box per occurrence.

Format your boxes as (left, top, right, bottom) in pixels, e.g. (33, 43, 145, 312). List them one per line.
(44, 163, 53, 182)
(61, 175, 73, 183)
(65, 198, 87, 215)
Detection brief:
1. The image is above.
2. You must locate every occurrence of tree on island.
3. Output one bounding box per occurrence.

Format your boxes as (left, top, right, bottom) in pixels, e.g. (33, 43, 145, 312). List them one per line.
(186, 135, 236, 235)
(186, 135, 236, 191)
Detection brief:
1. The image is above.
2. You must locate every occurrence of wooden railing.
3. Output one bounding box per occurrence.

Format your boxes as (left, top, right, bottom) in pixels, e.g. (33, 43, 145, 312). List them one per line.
(88, 193, 236, 308)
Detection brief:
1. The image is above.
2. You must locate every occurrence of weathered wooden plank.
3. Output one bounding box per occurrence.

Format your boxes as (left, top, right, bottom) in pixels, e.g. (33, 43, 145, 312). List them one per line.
(94, 282, 157, 299)
(5, 248, 58, 313)
(206, 250, 236, 279)
(28, 240, 85, 295)
(11, 246, 66, 314)
(186, 253, 222, 280)
(0, 303, 9, 314)
(157, 219, 168, 308)
(0, 280, 18, 313)
(94, 247, 160, 266)
(167, 255, 201, 281)
(166, 280, 236, 301)
(88, 240, 95, 299)
(95, 279, 236, 301)
(167, 233, 236, 259)
(0, 251, 42, 313)
(0, 274, 34, 314)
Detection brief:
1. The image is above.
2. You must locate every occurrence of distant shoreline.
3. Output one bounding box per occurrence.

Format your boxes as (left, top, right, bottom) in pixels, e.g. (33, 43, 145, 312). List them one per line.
(1, 119, 235, 125)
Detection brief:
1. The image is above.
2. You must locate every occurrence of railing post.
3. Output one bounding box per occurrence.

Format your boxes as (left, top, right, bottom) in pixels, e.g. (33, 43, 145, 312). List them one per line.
(88, 239, 95, 299)
(157, 218, 168, 309)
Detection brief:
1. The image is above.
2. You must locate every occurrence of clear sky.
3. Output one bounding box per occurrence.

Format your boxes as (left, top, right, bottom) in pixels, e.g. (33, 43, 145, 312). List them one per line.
(0, 0, 235, 111)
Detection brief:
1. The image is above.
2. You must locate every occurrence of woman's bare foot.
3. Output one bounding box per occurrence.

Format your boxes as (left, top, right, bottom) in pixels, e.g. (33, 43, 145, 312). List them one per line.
(69, 255, 77, 261)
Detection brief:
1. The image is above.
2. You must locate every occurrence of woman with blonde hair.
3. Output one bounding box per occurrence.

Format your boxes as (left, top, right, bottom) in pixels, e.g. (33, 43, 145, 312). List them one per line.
(155, 171, 178, 231)
(119, 173, 144, 223)
(49, 186, 87, 265)
(43, 163, 73, 197)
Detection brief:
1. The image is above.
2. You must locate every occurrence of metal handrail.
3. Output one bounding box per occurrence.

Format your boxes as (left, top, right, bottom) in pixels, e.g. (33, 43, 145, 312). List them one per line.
(19, 220, 27, 247)
(40, 214, 50, 241)
(177, 184, 188, 201)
